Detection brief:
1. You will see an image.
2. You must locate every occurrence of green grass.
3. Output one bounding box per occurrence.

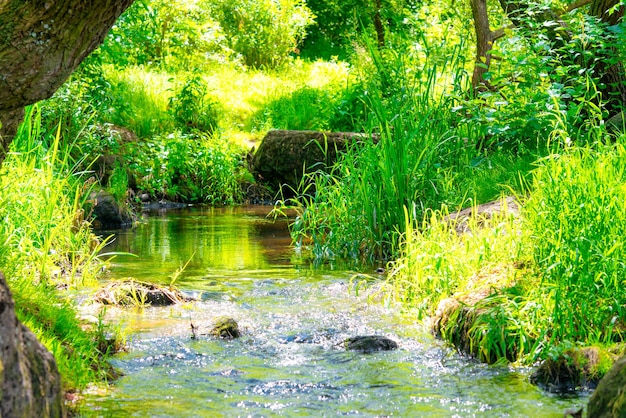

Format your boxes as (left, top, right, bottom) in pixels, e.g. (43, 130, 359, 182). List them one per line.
(277, 46, 482, 260)
(386, 133, 626, 365)
(0, 106, 118, 390)
(525, 139, 626, 345)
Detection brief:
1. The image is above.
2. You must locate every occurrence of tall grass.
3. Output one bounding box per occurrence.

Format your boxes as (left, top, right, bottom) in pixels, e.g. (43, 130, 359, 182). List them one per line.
(387, 132, 626, 364)
(283, 45, 474, 260)
(104, 66, 176, 137)
(0, 105, 115, 389)
(524, 139, 626, 345)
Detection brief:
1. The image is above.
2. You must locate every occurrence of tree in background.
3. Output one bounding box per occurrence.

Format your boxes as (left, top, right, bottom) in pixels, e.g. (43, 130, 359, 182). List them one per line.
(301, 0, 415, 58)
(469, 0, 625, 118)
(101, 0, 314, 69)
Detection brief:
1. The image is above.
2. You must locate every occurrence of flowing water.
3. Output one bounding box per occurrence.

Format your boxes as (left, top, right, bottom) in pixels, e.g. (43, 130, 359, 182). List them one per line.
(81, 206, 588, 417)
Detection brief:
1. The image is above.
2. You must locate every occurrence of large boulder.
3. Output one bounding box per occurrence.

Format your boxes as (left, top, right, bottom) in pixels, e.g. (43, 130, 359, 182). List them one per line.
(0, 272, 65, 418)
(588, 355, 626, 417)
(251, 130, 372, 194)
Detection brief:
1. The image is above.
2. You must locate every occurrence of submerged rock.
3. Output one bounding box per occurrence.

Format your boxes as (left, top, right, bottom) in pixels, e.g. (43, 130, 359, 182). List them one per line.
(344, 336, 398, 353)
(210, 317, 240, 339)
(0, 272, 66, 418)
(94, 279, 193, 306)
(587, 355, 626, 417)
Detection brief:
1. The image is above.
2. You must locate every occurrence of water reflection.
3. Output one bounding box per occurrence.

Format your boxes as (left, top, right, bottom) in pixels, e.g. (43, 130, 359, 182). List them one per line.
(100, 206, 296, 286)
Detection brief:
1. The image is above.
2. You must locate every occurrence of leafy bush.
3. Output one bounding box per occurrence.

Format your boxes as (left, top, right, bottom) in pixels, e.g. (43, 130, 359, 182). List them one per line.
(210, 0, 314, 68)
(168, 72, 220, 134)
(127, 132, 245, 204)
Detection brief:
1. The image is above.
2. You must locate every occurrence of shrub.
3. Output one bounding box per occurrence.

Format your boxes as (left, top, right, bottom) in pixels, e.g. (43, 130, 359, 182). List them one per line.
(210, 0, 314, 68)
(128, 132, 245, 204)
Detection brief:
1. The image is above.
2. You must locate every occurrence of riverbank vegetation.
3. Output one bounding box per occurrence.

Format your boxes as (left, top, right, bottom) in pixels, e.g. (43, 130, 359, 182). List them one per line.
(2, 0, 625, 394)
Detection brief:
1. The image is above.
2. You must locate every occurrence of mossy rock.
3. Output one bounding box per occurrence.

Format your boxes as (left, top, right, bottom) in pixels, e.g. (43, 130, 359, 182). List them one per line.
(251, 130, 372, 195)
(344, 336, 398, 353)
(531, 347, 613, 393)
(588, 355, 626, 417)
(210, 317, 240, 339)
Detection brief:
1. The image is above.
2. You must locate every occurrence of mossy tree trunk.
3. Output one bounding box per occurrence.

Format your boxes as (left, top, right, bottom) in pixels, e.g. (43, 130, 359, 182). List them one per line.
(0, 0, 135, 164)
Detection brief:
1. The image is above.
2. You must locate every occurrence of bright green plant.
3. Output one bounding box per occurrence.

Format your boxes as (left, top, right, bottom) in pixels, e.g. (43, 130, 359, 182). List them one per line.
(525, 138, 626, 345)
(105, 67, 175, 138)
(168, 72, 220, 134)
(283, 44, 473, 260)
(127, 131, 245, 203)
(108, 162, 129, 203)
(0, 106, 119, 390)
(210, 0, 315, 68)
(250, 86, 335, 131)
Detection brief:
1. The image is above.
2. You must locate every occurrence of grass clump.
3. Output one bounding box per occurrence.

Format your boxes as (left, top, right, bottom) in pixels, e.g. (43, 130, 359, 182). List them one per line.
(127, 131, 246, 204)
(524, 141, 626, 345)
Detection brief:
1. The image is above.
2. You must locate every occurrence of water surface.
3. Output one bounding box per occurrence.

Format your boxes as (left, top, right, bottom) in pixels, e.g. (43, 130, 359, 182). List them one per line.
(81, 206, 588, 417)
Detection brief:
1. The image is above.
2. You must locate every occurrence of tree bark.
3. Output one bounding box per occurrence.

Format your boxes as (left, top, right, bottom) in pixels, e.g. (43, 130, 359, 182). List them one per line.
(373, 0, 386, 48)
(470, 0, 496, 91)
(0, 0, 135, 164)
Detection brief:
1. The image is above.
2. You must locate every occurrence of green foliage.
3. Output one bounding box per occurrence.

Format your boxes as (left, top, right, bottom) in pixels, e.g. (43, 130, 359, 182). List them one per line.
(127, 132, 245, 204)
(0, 107, 117, 389)
(251, 86, 334, 131)
(525, 139, 626, 345)
(280, 43, 474, 260)
(210, 0, 314, 68)
(105, 67, 175, 138)
(100, 0, 228, 68)
(108, 162, 130, 203)
(301, 0, 415, 59)
(168, 72, 220, 134)
(102, 0, 314, 69)
(454, 5, 625, 152)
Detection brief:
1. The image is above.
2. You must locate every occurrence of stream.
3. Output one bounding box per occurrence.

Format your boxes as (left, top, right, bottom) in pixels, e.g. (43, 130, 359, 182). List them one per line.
(80, 206, 589, 417)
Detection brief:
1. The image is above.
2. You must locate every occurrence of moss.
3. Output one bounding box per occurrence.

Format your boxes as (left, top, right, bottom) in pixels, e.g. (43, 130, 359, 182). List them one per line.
(531, 346, 614, 393)
(588, 355, 626, 417)
(210, 317, 240, 339)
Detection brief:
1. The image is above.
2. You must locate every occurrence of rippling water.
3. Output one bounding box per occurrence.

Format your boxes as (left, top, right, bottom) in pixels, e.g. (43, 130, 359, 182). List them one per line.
(80, 206, 588, 417)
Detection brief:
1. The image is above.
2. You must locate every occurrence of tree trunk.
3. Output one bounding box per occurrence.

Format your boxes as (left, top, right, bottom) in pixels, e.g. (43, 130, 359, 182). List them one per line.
(470, 0, 496, 91)
(373, 0, 385, 48)
(0, 0, 135, 163)
(589, 0, 626, 116)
